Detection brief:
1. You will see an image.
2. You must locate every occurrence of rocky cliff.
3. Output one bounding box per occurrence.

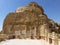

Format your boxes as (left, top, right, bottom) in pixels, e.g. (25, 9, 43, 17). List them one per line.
(0, 2, 60, 43)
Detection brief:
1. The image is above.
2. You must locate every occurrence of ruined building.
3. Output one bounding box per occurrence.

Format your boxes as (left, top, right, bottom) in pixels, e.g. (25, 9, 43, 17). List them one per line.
(0, 2, 60, 45)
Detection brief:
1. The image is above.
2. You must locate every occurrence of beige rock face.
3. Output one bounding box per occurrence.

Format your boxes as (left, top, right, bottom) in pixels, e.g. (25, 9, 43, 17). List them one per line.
(0, 2, 60, 45)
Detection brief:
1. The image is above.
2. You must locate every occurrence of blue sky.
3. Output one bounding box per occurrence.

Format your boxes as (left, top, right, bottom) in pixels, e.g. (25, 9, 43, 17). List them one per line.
(0, 0, 60, 31)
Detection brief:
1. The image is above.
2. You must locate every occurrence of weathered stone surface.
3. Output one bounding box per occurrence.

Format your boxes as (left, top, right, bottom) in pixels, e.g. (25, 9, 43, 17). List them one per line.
(0, 2, 60, 45)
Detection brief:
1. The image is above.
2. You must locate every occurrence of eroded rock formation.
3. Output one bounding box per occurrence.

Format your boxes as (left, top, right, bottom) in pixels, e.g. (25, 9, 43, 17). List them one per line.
(0, 2, 60, 45)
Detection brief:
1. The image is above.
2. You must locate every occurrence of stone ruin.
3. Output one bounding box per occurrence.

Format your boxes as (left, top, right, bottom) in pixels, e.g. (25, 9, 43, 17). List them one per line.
(0, 2, 60, 45)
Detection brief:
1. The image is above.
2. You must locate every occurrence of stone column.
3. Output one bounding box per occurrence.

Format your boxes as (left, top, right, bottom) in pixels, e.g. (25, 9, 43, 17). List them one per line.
(32, 27, 36, 39)
(29, 26, 32, 39)
(34, 27, 37, 39)
(26, 26, 31, 39)
(38, 26, 41, 39)
(24, 26, 26, 39)
(48, 33, 52, 44)
(30, 26, 37, 39)
(52, 32, 58, 45)
(40, 25, 45, 40)
(45, 29, 48, 42)
(30, 29, 34, 39)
